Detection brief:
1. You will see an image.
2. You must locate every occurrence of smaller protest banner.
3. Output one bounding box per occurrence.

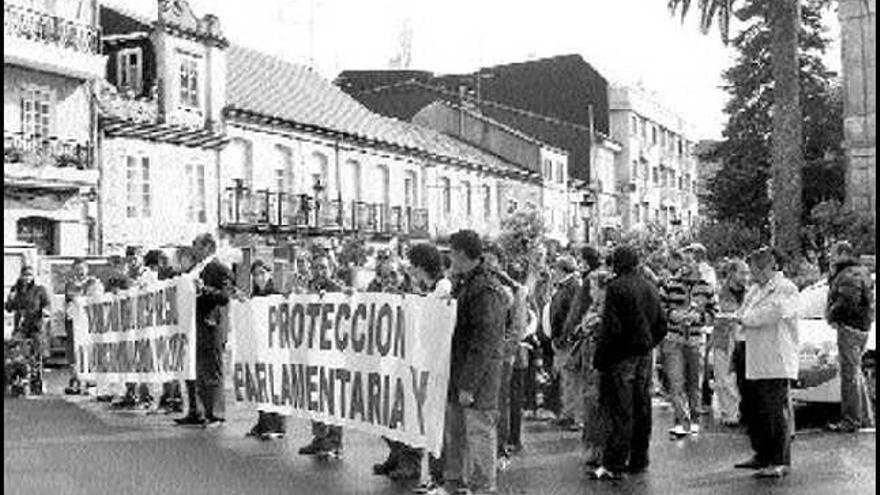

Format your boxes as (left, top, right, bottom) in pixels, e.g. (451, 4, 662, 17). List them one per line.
(230, 292, 456, 456)
(70, 275, 197, 383)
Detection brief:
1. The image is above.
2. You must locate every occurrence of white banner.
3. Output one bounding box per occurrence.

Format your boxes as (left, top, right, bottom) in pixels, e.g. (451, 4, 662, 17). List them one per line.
(229, 292, 457, 456)
(71, 275, 197, 383)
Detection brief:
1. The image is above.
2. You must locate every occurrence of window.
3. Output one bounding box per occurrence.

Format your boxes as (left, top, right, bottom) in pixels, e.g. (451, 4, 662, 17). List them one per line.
(556, 161, 565, 184)
(631, 161, 638, 179)
(441, 177, 451, 214)
(642, 162, 649, 182)
(543, 158, 552, 181)
(652, 167, 659, 185)
(17, 217, 56, 255)
(660, 129, 666, 148)
(21, 86, 51, 137)
(310, 152, 329, 191)
(631, 115, 638, 134)
(342, 159, 361, 201)
(404, 171, 417, 208)
(179, 53, 200, 108)
(462, 181, 472, 217)
(640, 119, 647, 139)
(654, 209, 660, 222)
(185, 163, 207, 223)
(660, 167, 667, 187)
(117, 48, 143, 94)
(482, 185, 491, 219)
(273, 145, 293, 194)
(125, 155, 151, 218)
(678, 138, 683, 156)
(651, 125, 657, 145)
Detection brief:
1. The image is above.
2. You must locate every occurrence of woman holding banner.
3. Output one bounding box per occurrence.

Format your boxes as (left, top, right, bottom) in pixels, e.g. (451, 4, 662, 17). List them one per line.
(245, 260, 287, 440)
(372, 243, 450, 491)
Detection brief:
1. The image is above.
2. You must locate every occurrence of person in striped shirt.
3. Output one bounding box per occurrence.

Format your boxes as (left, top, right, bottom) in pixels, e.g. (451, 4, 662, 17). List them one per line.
(660, 250, 717, 438)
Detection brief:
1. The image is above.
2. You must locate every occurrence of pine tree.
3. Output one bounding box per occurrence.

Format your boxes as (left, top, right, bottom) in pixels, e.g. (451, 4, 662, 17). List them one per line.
(698, 0, 844, 244)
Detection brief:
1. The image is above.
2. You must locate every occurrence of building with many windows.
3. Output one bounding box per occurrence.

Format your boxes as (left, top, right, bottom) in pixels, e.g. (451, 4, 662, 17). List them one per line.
(96, 1, 228, 253)
(4, 0, 105, 258)
(219, 45, 538, 252)
(608, 84, 701, 233)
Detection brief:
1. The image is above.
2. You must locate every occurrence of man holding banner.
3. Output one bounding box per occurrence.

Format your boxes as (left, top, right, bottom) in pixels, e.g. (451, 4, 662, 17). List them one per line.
(443, 230, 508, 495)
(176, 233, 235, 427)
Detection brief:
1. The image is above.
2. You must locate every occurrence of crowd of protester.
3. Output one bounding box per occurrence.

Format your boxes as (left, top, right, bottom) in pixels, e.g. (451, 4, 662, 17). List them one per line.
(5, 229, 875, 493)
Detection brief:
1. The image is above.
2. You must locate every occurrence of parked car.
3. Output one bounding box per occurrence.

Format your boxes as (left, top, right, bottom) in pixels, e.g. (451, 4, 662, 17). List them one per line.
(791, 275, 876, 404)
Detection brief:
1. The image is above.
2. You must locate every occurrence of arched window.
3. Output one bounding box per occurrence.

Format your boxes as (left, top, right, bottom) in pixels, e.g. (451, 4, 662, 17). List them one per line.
(225, 138, 252, 187)
(17, 216, 56, 255)
(309, 151, 329, 192)
(441, 177, 451, 214)
(403, 170, 417, 208)
(273, 144, 293, 193)
(377, 165, 390, 207)
(342, 159, 362, 202)
(482, 184, 491, 219)
(462, 181, 472, 217)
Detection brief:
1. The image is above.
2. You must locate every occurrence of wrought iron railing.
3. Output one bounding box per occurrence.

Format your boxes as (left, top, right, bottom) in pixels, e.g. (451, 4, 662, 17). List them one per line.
(4, 3, 100, 55)
(221, 182, 429, 237)
(3, 131, 92, 169)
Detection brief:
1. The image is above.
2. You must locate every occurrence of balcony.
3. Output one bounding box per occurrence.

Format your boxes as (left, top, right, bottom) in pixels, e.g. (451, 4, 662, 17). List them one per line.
(3, 131, 97, 189)
(4, 2, 106, 79)
(220, 183, 429, 238)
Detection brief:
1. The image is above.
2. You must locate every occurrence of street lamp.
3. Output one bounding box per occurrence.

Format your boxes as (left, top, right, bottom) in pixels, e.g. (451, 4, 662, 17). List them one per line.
(312, 176, 325, 228)
(579, 191, 596, 244)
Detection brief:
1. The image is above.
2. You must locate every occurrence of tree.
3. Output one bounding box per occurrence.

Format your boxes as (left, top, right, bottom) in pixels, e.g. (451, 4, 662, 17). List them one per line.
(498, 208, 547, 271)
(698, 0, 844, 234)
(669, 0, 805, 259)
(809, 199, 876, 255)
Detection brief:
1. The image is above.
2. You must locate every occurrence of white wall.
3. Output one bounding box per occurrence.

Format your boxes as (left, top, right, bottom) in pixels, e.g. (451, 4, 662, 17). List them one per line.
(100, 137, 219, 252)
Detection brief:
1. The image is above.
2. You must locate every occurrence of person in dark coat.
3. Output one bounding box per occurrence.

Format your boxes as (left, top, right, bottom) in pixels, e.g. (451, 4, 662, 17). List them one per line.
(590, 246, 667, 480)
(825, 241, 875, 433)
(5, 265, 51, 357)
(174, 234, 234, 427)
(443, 230, 508, 495)
(549, 255, 583, 427)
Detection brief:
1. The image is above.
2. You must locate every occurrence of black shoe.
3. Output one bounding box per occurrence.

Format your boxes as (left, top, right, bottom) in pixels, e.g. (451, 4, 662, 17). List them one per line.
(373, 460, 397, 475)
(174, 415, 206, 426)
(734, 457, 768, 470)
(626, 464, 648, 474)
(299, 441, 326, 456)
(204, 416, 225, 427)
(246, 423, 266, 437)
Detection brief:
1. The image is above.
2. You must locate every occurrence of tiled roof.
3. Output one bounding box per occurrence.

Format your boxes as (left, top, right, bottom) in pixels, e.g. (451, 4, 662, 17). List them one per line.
(225, 45, 534, 180)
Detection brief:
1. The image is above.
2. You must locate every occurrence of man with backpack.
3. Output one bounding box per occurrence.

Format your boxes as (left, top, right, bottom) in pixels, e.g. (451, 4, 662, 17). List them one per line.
(825, 241, 875, 433)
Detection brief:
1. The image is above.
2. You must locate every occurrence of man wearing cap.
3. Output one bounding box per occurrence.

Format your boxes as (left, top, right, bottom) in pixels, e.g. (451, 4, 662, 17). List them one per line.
(549, 255, 583, 428)
(825, 241, 875, 433)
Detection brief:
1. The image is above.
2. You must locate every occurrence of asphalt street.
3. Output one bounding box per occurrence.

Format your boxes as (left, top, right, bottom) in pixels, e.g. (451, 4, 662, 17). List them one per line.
(3, 370, 875, 495)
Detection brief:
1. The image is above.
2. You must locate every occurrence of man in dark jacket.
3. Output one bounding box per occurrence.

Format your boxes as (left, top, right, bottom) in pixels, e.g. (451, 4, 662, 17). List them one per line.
(443, 230, 508, 495)
(591, 246, 667, 480)
(549, 255, 583, 427)
(5, 265, 51, 356)
(825, 241, 875, 433)
(175, 234, 234, 427)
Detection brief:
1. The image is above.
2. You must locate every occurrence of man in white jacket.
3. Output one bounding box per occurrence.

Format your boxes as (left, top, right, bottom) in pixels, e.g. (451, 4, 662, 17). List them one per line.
(735, 247, 799, 478)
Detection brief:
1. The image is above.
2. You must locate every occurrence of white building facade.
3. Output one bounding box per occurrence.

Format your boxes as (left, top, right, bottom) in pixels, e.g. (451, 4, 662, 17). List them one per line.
(609, 84, 701, 233)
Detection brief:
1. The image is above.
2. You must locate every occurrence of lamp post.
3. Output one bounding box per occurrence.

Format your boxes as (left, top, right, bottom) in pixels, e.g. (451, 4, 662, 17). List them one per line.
(312, 176, 325, 228)
(579, 191, 596, 245)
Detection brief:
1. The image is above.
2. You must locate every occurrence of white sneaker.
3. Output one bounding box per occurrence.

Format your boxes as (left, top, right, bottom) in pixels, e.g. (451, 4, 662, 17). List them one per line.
(689, 423, 701, 435)
(668, 424, 688, 437)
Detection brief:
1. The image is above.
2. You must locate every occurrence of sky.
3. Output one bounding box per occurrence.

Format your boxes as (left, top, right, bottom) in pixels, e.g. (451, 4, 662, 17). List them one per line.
(109, 0, 842, 140)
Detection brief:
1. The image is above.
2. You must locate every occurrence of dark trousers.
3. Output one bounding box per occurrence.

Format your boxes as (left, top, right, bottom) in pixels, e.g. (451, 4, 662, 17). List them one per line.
(497, 360, 513, 452)
(311, 422, 343, 448)
(836, 324, 871, 429)
(524, 350, 539, 411)
(184, 379, 223, 419)
(508, 367, 526, 447)
(600, 354, 653, 472)
(731, 341, 747, 423)
(743, 378, 792, 466)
